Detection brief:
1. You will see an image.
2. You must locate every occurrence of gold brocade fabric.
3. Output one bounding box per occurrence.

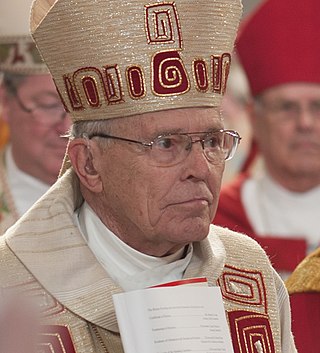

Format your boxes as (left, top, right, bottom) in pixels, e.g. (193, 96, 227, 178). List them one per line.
(286, 247, 320, 294)
(0, 169, 296, 352)
(30, 0, 242, 123)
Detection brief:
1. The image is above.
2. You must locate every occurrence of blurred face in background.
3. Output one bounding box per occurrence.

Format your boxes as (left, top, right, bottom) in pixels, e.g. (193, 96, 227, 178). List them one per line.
(0, 74, 71, 185)
(252, 83, 320, 192)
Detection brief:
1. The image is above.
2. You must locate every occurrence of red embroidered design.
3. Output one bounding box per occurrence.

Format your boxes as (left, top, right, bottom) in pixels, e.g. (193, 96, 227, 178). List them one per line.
(82, 76, 101, 108)
(145, 2, 183, 48)
(193, 59, 209, 92)
(102, 65, 124, 104)
(57, 4, 233, 112)
(39, 325, 77, 353)
(218, 265, 267, 313)
(126, 65, 146, 99)
(211, 53, 231, 94)
(73, 67, 105, 109)
(63, 75, 84, 111)
(228, 311, 275, 353)
(152, 50, 190, 96)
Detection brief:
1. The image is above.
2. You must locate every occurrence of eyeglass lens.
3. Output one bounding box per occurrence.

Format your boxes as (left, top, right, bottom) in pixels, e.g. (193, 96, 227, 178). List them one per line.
(149, 130, 240, 166)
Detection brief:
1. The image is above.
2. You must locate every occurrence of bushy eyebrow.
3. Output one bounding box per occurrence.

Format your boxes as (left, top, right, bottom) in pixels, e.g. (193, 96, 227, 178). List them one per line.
(152, 128, 184, 137)
(146, 127, 223, 141)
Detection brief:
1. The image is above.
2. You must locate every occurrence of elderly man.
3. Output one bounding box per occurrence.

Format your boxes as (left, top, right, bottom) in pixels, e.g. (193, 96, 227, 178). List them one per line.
(0, 0, 71, 234)
(0, 0, 297, 352)
(214, 0, 320, 278)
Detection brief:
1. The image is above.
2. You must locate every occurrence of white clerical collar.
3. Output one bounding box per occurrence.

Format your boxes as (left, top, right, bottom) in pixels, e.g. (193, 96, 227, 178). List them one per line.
(75, 201, 193, 291)
(5, 146, 50, 216)
(242, 172, 320, 251)
(261, 172, 320, 199)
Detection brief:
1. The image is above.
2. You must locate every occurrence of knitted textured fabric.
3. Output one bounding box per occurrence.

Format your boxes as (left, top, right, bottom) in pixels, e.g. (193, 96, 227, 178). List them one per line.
(30, 0, 242, 123)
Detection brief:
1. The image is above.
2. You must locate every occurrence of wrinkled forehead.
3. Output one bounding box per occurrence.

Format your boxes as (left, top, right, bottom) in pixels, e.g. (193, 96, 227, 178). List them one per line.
(106, 107, 223, 137)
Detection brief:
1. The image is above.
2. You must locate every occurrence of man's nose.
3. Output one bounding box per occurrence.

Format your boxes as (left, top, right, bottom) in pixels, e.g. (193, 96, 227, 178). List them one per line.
(56, 110, 71, 133)
(297, 105, 316, 130)
(182, 141, 213, 180)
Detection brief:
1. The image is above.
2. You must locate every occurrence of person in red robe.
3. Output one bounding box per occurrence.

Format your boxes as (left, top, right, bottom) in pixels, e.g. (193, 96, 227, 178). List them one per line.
(214, 0, 320, 278)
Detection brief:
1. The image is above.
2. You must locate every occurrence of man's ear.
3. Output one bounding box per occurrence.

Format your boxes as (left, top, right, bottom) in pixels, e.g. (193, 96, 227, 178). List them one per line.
(68, 138, 103, 193)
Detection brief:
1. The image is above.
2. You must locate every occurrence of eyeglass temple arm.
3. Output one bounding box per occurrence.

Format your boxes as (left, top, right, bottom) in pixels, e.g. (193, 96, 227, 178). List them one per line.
(87, 133, 152, 147)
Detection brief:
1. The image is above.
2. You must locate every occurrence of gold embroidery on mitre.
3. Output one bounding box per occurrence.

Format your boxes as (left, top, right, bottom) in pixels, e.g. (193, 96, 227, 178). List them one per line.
(212, 53, 231, 94)
(102, 65, 125, 105)
(126, 65, 147, 100)
(193, 58, 209, 92)
(63, 74, 84, 111)
(144, 2, 183, 49)
(82, 75, 102, 109)
(30, 0, 242, 121)
(151, 49, 191, 96)
(73, 68, 105, 110)
(63, 65, 125, 111)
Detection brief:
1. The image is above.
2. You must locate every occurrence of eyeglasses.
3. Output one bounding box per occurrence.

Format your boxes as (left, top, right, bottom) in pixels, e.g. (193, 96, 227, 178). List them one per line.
(14, 92, 68, 126)
(88, 129, 241, 167)
(14, 94, 68, 126)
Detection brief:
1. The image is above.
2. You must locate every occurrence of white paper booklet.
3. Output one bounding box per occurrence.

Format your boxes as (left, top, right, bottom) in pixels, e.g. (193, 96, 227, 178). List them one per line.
(113, 280, 234, 353)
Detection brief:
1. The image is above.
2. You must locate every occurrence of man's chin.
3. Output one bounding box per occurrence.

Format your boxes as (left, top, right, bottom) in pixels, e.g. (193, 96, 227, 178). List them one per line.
(180, 219, 211, 241)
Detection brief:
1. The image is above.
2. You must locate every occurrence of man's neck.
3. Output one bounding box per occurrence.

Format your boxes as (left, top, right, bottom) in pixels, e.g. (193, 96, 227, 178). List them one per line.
(266, 168, 320, 193)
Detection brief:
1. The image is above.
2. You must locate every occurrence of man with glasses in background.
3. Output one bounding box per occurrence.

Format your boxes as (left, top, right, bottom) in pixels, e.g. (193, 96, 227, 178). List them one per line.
(214, 0, 320, 278)
(0, 0, 297, 352)
(0, 0, 71, 234)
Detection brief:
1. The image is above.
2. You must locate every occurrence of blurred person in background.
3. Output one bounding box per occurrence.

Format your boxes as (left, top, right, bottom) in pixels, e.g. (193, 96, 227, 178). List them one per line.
(0, 0, 71, 234)
(214, 0, 320, 278)
(220, 57, 251, 184)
